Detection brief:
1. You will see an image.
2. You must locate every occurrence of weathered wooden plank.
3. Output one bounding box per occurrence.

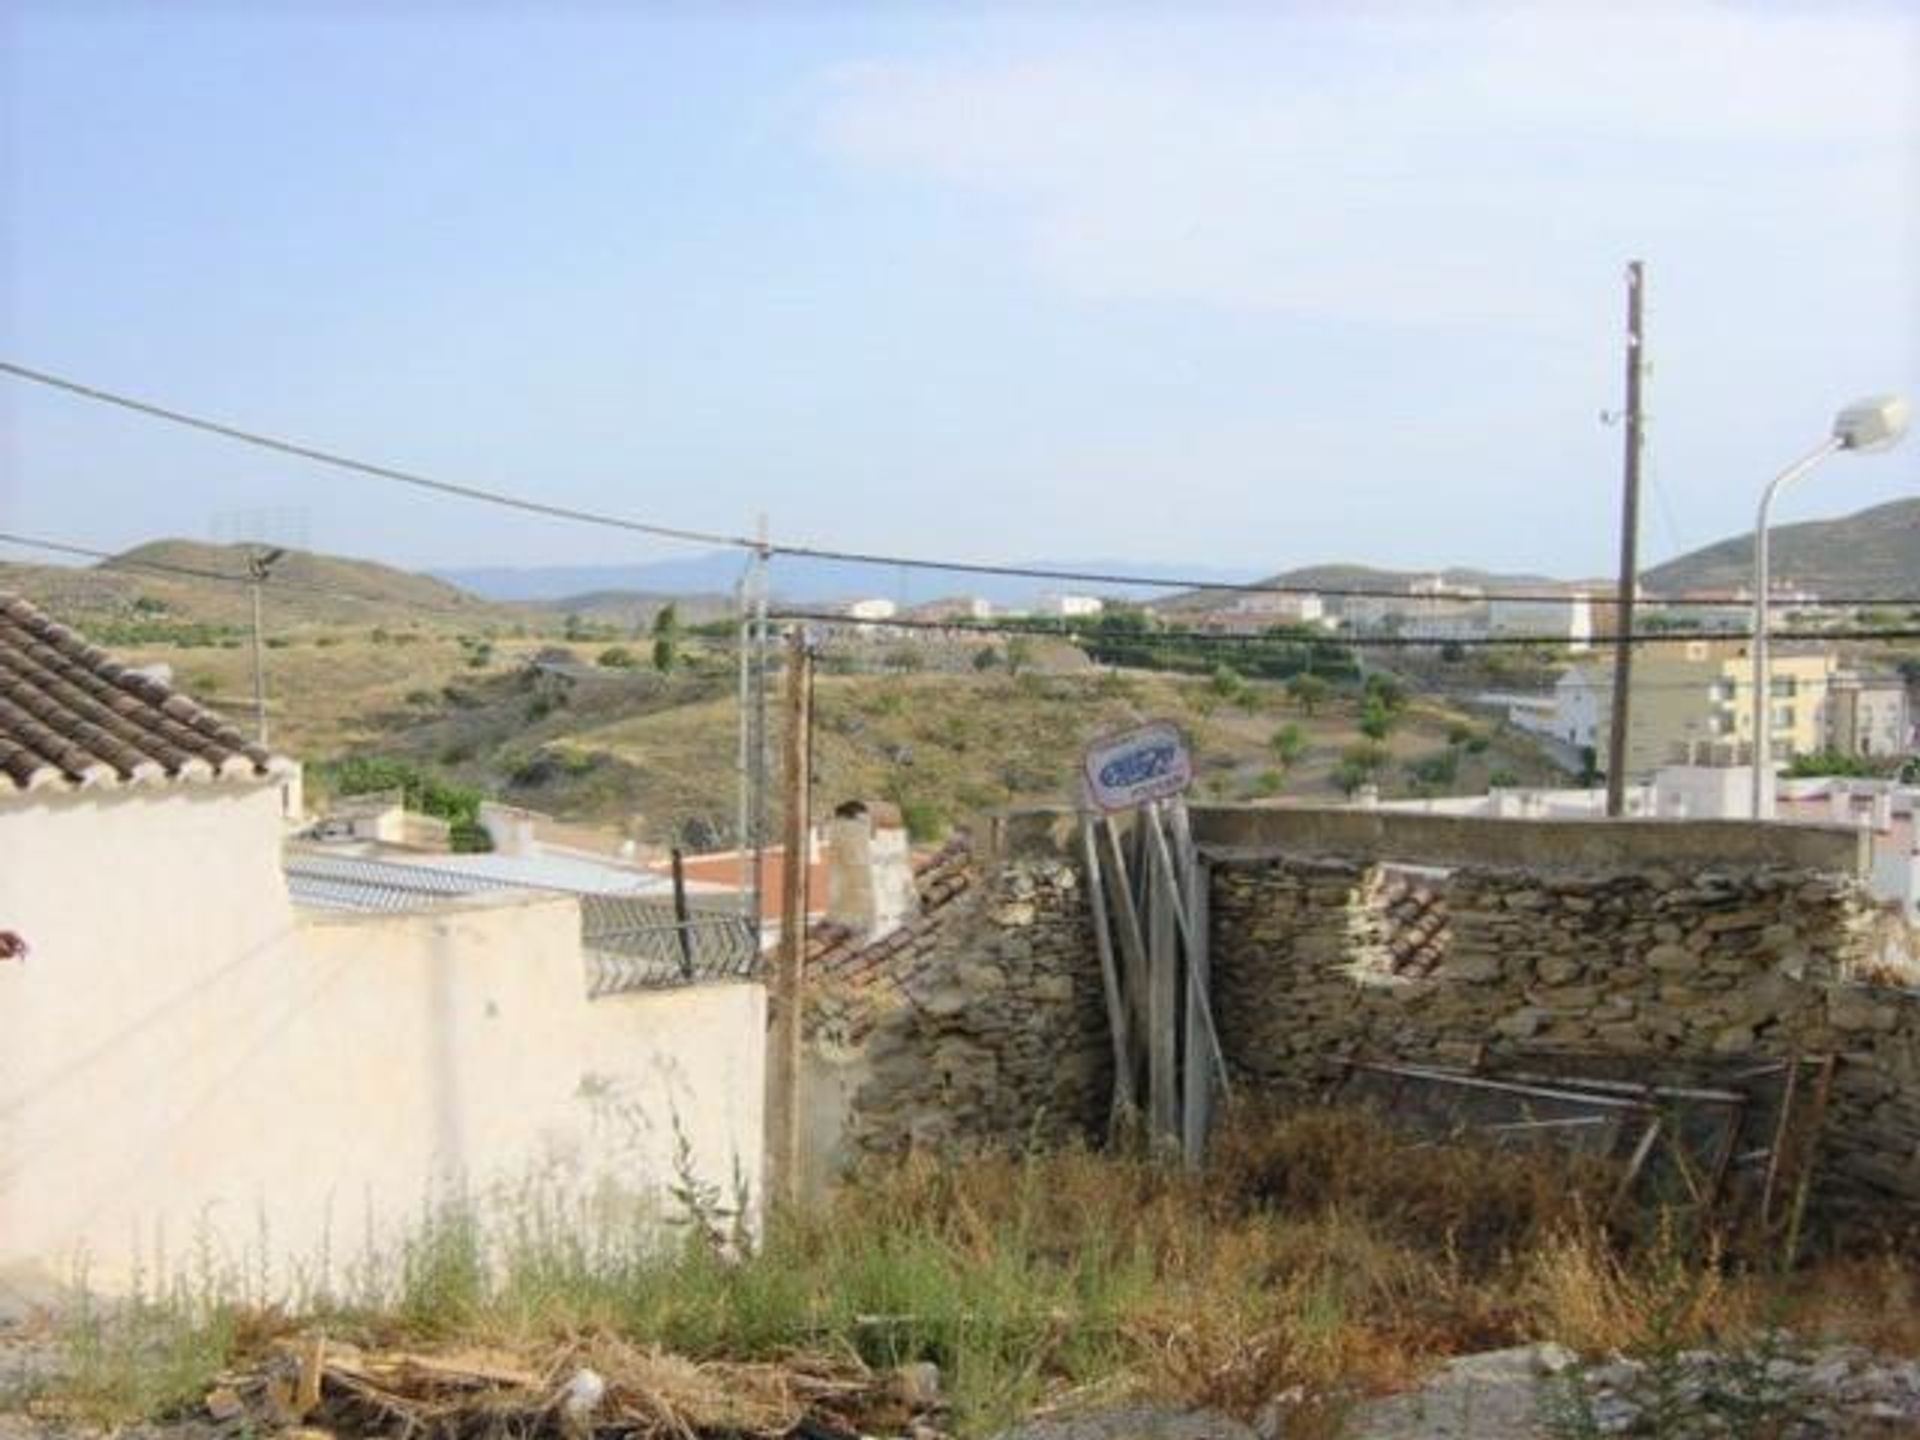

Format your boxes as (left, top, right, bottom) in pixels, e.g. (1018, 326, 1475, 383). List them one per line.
(1182, 856, 1214, 1168)
(1143, 801, 1233, 1098)
(1080, 814, 1137, 1122)
(1145, 802, 1180, 1146)
(1101, 815, 1150, 1092)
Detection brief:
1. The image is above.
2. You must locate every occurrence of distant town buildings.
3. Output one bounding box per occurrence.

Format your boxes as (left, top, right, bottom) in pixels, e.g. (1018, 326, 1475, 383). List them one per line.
(1507, 642, 1910, 778)
(1035, 593, 1104, 619)
(1335, 576, 1591, 652)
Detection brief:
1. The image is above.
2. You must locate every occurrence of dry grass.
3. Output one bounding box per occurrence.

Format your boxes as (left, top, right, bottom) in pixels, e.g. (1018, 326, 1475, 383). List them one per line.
(40, 1108, 1920, 1436)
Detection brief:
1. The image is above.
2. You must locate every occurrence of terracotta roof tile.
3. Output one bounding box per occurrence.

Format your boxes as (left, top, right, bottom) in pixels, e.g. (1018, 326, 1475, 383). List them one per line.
(806, 837, 976, 998)
(0, 593, 286, 796)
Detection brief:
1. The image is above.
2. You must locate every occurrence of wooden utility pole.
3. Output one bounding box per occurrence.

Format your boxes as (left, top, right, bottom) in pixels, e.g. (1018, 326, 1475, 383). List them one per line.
(1605, 261, 1646, 816)
(767, 626, 812, 1208)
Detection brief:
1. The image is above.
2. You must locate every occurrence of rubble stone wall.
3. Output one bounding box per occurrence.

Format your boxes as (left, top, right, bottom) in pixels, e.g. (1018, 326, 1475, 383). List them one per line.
(815, 812, 1113, 1161)
(809, 804, 1920, 1224)
(1206, 819, 1920, 1221)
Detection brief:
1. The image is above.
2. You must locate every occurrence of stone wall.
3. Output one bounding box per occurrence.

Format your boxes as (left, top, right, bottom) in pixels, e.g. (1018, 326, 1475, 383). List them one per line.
(1203, 808, 1920, 1223)
(800, 802, 1920, 1226)
(805, 812, 1113, 1164)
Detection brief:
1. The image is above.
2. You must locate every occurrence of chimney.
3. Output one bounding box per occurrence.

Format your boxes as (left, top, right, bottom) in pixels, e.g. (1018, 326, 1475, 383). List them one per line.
(826, 800, 919, 941)
(479, 802, 536, 857)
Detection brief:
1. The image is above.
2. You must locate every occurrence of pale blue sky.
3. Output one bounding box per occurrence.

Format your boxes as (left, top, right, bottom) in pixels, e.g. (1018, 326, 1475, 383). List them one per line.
(2, 2, 1916, 583)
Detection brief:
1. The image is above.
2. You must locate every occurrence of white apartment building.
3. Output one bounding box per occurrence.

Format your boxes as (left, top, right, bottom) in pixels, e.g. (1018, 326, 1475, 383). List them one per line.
(1037, 593, 1104, 619)
(1487, 592, 1593, 651)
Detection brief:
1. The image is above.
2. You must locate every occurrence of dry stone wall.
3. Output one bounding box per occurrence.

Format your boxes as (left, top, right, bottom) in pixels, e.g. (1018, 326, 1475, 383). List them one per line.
(1206, 824, 1920, 1225)
(812, 813, 1113, 1161)
(806, 804, 1920, 1227)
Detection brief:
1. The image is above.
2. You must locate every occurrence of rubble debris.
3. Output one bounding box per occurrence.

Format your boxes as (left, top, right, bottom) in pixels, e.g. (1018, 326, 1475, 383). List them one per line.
(207, 1334, 948, 1439)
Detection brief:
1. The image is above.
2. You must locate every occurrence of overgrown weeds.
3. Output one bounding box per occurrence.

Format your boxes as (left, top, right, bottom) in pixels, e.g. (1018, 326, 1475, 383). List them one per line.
(34, 1107, 1920, 1436)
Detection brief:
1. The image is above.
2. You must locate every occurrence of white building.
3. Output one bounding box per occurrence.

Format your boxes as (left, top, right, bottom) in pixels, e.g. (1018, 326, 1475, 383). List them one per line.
(0, 593, 765, 1296)
(1229, 591, 1326, 626)
(845, 597, 898, 622)
(1037, 593, 1104, 619)
(1487, 592, 1592, 652)
(1551, 666, 1609, 752)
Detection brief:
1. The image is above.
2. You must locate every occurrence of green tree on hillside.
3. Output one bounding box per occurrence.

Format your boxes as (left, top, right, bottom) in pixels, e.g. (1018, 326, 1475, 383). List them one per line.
(1286, 673, 1329, 715)
(651, 603, 680, 674)
(1269, 723, 1307, 767)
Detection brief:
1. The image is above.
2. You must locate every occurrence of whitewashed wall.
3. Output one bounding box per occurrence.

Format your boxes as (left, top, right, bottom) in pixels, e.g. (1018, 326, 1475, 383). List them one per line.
(0, 783, 764, 1298)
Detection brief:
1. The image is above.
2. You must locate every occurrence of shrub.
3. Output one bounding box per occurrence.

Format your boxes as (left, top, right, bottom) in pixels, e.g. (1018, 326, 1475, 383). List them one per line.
(1286, 673, 1329, 715)
(1269, 723, 1307, 765)
(1358, 697, 1394, 740)
(598, 645, 639, 670)
(319, 756, 489, 844)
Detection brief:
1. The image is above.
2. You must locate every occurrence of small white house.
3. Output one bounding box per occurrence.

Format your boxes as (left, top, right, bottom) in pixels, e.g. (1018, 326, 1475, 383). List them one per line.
(0, 593, 764, 1298)
(1037, 593, 1104, 619)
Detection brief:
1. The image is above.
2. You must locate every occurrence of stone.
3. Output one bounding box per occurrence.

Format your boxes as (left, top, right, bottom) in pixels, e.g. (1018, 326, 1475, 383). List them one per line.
(1536, 955, 1584, 986)
(1830, 988, 1900, 1033)
(1712, 1025, 1755, 1054)
(1438, 952, 1504, 982)
(991, 1405, 1256, 1440)
(1495, 1008, 1549, 1039)
(1646, 944, 1696, 974)
(895, 1360, 942, 1407)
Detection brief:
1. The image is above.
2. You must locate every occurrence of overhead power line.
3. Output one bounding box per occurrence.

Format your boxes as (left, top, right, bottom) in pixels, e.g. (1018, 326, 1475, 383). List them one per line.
(0, 360, 753, 551)
(6, 357, 1918, 610)
(769, 608, 1920, 651)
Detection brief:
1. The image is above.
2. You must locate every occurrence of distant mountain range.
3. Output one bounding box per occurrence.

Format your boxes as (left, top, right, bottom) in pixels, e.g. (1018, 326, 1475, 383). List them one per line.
(1644, 497, 1920, 599)
(438, 554, 1265, 610)
(7, 495, 1911, 635)
(0, 539, 508, 628)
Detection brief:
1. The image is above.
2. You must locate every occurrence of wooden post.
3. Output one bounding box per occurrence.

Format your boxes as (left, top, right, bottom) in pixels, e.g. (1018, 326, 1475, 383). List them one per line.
(1145, 803, 1233, 1098)
(671, 846, 695, 979)
(1605, 260, 1646, 815)
(1080, 815, 1137, 1122)
(1145, 802, 1180, 1146)
(767, 627, 812, 1208)
(1172, 804, 1213, 1167)
(1101, 816, 1150, 1091)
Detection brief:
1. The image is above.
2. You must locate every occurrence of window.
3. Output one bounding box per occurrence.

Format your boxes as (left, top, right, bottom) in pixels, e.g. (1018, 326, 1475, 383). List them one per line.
(1773, 704, 1795, 729)
(1770, 676, 1797, 698)
(1710, 679, 1735, 704)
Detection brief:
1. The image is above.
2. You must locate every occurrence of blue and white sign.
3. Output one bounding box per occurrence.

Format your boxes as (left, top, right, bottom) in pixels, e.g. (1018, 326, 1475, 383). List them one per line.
(1083, 721, 1193, 812)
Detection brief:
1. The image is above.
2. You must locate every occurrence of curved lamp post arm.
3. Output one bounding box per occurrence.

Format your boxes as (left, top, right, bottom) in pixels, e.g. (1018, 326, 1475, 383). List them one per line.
(1750, 438, 1843, 819)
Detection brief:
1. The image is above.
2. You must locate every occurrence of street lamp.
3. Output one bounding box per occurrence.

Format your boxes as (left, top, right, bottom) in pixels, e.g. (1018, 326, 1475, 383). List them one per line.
(1750, 395, 1909, 819)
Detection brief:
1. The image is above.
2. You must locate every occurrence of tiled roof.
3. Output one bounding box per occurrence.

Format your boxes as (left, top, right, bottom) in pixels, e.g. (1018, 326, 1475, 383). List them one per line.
(0, 592, 284, 795)
(806, 838, 975, 998)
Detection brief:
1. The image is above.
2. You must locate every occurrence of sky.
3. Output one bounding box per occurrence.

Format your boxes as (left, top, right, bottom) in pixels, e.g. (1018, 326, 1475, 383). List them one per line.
(1, 1, 1916, 586)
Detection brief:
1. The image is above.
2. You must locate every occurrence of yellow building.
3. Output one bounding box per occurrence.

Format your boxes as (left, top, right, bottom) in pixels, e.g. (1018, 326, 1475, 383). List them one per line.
(1571, 642, 1837, 779)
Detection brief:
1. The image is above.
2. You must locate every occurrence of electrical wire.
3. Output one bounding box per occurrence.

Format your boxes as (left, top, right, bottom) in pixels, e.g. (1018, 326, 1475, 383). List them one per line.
(8, 358, 1915, 611)
(0, 360, 754, 551)
(769, 608, 1920, 651)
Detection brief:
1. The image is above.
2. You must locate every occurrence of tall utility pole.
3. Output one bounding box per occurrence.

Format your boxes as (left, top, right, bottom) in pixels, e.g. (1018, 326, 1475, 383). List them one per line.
(767, 625, 812, 1209)
(246, 546, 286, 748)
(1605, 262, 1646, 817)
(750, 514, 771, 934)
